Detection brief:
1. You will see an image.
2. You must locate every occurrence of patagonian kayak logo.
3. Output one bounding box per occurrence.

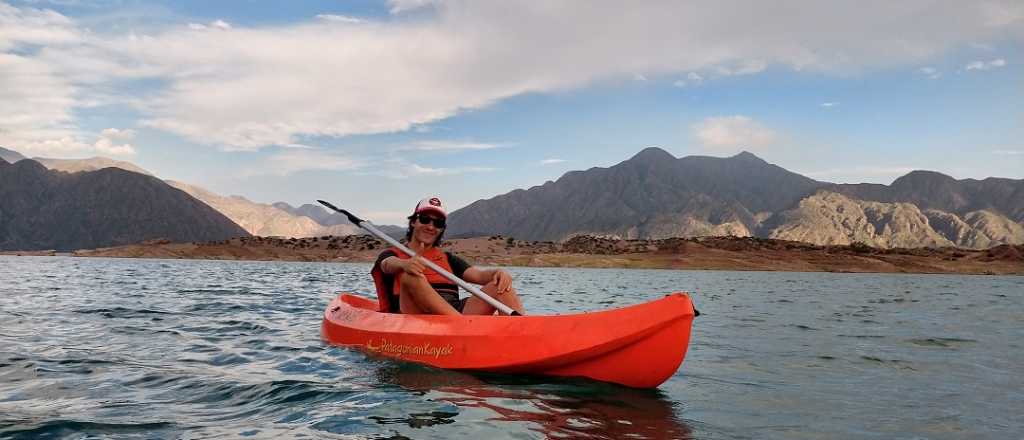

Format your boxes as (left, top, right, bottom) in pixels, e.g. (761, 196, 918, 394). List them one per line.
(366, 338, 454, 358)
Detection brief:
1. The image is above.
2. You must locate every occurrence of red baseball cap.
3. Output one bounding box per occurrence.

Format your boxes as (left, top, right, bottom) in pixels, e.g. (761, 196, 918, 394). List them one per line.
(413, 196, 447, 218)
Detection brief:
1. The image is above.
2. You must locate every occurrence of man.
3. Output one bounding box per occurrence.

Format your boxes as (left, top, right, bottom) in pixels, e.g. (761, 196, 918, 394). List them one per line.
(371, 196, 525, 316)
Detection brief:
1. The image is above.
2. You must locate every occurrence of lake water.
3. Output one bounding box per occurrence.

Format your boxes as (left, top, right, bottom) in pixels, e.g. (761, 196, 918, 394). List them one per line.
(1, 256, 1021, 439)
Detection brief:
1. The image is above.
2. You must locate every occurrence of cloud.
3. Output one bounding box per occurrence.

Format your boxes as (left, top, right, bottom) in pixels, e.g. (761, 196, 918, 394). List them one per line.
(539, 158, 566, 165)
(821, 102, 838, 108)
(250, 149, 363, 176)
(387, 0, 441, 14)
(409, 164, 497, 176)
(992, 149, 1023, 155)
(3, 1, 1024, 152)
(0, 2, 80, 51)
(315, 14, 365, 24)
(372, 162, 498, 179)
(632, 73, 648, 81)
(672, 72, 703, 88)
(93, 127, 135, 155)
(919, 66, 942, 79)
(715, 60, 767, 76)
(0, 3, 85, 156)
(692, 116, 778, 151)
(401, 140, 504, 152)
(965, 58, 1007, 70)
(186, 19, 232, 31)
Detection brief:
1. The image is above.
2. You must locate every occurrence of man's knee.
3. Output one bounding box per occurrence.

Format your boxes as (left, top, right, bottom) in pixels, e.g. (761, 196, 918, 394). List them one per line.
(481, 282, 515, 296)
(399, 272, 426, 289)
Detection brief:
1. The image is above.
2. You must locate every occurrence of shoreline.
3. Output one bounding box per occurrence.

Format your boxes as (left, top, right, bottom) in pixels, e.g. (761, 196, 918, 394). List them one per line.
(5, 235, 1020, 275)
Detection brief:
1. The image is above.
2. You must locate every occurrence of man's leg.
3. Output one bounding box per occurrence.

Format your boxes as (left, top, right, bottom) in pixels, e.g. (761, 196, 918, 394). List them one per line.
(398, 272, 461, 315)
(462, 281, 525, 315)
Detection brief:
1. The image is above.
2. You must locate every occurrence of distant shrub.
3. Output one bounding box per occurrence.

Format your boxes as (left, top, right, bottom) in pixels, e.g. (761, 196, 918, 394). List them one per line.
(849, 241, 873, 254)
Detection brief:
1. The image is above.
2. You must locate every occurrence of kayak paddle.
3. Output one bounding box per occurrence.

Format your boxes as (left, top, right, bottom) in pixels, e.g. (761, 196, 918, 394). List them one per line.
(317, 200, 521, 316)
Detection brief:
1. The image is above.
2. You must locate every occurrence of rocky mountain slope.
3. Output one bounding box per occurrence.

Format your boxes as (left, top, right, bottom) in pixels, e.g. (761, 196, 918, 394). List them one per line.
(33, 156, 153, 176)
(272, 202, 407, 238)
(166, 181, 362, 238)
(448, 148, 826, 241)
(0, 158, 248, 251)
(834, 170, 1024, 223)
(764, 191, 1018, 248)
(0, 146, 366, 239)
(5, 145, 1020, 250)
(0, 146, 26, 163)
(448, 148, 1024, 249)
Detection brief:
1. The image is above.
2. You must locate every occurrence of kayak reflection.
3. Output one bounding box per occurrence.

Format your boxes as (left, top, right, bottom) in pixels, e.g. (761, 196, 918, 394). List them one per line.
(376, 363, 694, 440)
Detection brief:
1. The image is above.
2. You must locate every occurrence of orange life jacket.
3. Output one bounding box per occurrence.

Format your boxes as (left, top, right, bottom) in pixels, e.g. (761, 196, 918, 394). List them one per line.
(370, 246, 454, 313)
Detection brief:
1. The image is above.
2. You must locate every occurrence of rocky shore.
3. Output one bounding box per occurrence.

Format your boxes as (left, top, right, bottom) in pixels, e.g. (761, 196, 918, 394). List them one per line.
(59, 235, 1024, 275)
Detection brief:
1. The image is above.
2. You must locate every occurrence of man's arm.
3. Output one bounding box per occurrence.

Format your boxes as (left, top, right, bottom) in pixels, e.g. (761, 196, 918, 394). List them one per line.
(381, 256, 425, 277)
(462, 266, 513, 294)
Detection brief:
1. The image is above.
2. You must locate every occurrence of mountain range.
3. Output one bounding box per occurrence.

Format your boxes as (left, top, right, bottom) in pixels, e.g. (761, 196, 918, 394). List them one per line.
(1, 146, 403, 250)
(165, 181, 363, 238)
(2, 145, 1022, 251)
(0, 157, 247, 251)
(448, 147, 1024, 249)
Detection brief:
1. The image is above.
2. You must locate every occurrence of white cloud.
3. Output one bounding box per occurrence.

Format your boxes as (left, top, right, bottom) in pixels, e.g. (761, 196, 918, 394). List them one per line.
(965, 58, 1007, 70)
(3, 1, 1024, 152)
(0, 2, 79, 51)
(0, 52, 83, 156)
(372, 162, 497, 179)
(633, 73, 648, 81)
(186, 20, 232, 31)
(315, 14, 364, 24)
(919, 66, 942, 79)
(249, 149, 363, 176)
(992, 149, 1023, 155)
(673, 72, 703, 88)
(821, 102, 838, 108)
(401, 140, 504, 152)
(692, 116, 778, 151)
(387, 0, 441, 14)
(410, 164, 497, 176)
(539, 158, 566, 165)
(716, 60, 767, 76)
(93, 128, 135, 155)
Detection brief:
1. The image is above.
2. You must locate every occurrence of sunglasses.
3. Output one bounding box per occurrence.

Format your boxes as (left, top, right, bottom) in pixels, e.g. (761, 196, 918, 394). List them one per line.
(414, 214, 446, 228)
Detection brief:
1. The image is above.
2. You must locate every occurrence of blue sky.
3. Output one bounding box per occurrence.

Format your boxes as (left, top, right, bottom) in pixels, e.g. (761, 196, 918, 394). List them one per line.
(2, 0, 1022, 224)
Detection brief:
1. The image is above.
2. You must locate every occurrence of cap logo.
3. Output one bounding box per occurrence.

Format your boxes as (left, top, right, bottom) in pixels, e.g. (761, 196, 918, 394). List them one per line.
(429, 198, 441, 207)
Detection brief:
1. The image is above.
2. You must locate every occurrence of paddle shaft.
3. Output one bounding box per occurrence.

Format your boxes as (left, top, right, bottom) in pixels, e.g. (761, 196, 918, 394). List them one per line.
(318, 200, 519, 316)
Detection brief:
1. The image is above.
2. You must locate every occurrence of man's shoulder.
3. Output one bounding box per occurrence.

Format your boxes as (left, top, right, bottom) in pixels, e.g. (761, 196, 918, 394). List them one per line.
(376, 248, 399, 264)
(444, 250, 472, 266)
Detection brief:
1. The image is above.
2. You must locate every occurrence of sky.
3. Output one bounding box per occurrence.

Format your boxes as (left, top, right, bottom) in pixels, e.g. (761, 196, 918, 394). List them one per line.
(1, 0, 1022, 224)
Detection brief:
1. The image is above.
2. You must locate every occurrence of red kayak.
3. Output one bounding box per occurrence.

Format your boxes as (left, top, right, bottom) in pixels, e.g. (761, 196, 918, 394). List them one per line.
(321, 292, 696, 388)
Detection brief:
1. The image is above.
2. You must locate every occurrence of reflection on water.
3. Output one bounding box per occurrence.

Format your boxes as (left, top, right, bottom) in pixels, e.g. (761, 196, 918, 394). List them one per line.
(377, 363, 694, 439)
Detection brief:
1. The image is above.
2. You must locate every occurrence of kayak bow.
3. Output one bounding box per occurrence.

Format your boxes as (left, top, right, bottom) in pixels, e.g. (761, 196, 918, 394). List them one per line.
(321, 293, 696, 388)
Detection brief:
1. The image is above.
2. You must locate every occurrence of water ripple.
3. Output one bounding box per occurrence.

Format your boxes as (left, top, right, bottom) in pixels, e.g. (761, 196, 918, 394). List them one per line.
(0, 256, 1021, 439)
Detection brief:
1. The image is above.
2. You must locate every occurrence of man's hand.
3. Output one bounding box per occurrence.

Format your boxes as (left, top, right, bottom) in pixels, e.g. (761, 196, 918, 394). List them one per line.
(491, 269, 513, 294)
(401, 257, 426, 277)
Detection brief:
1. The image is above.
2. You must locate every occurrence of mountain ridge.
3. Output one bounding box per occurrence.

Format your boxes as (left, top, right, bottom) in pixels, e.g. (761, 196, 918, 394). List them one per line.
(4, 146, 1020, 250)
(448, 148, 1023, 249)
(0, 158, 248, 251)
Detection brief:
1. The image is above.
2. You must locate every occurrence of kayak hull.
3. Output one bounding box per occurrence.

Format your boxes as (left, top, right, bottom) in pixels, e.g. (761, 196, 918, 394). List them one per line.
(321, 292, 696, 388)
